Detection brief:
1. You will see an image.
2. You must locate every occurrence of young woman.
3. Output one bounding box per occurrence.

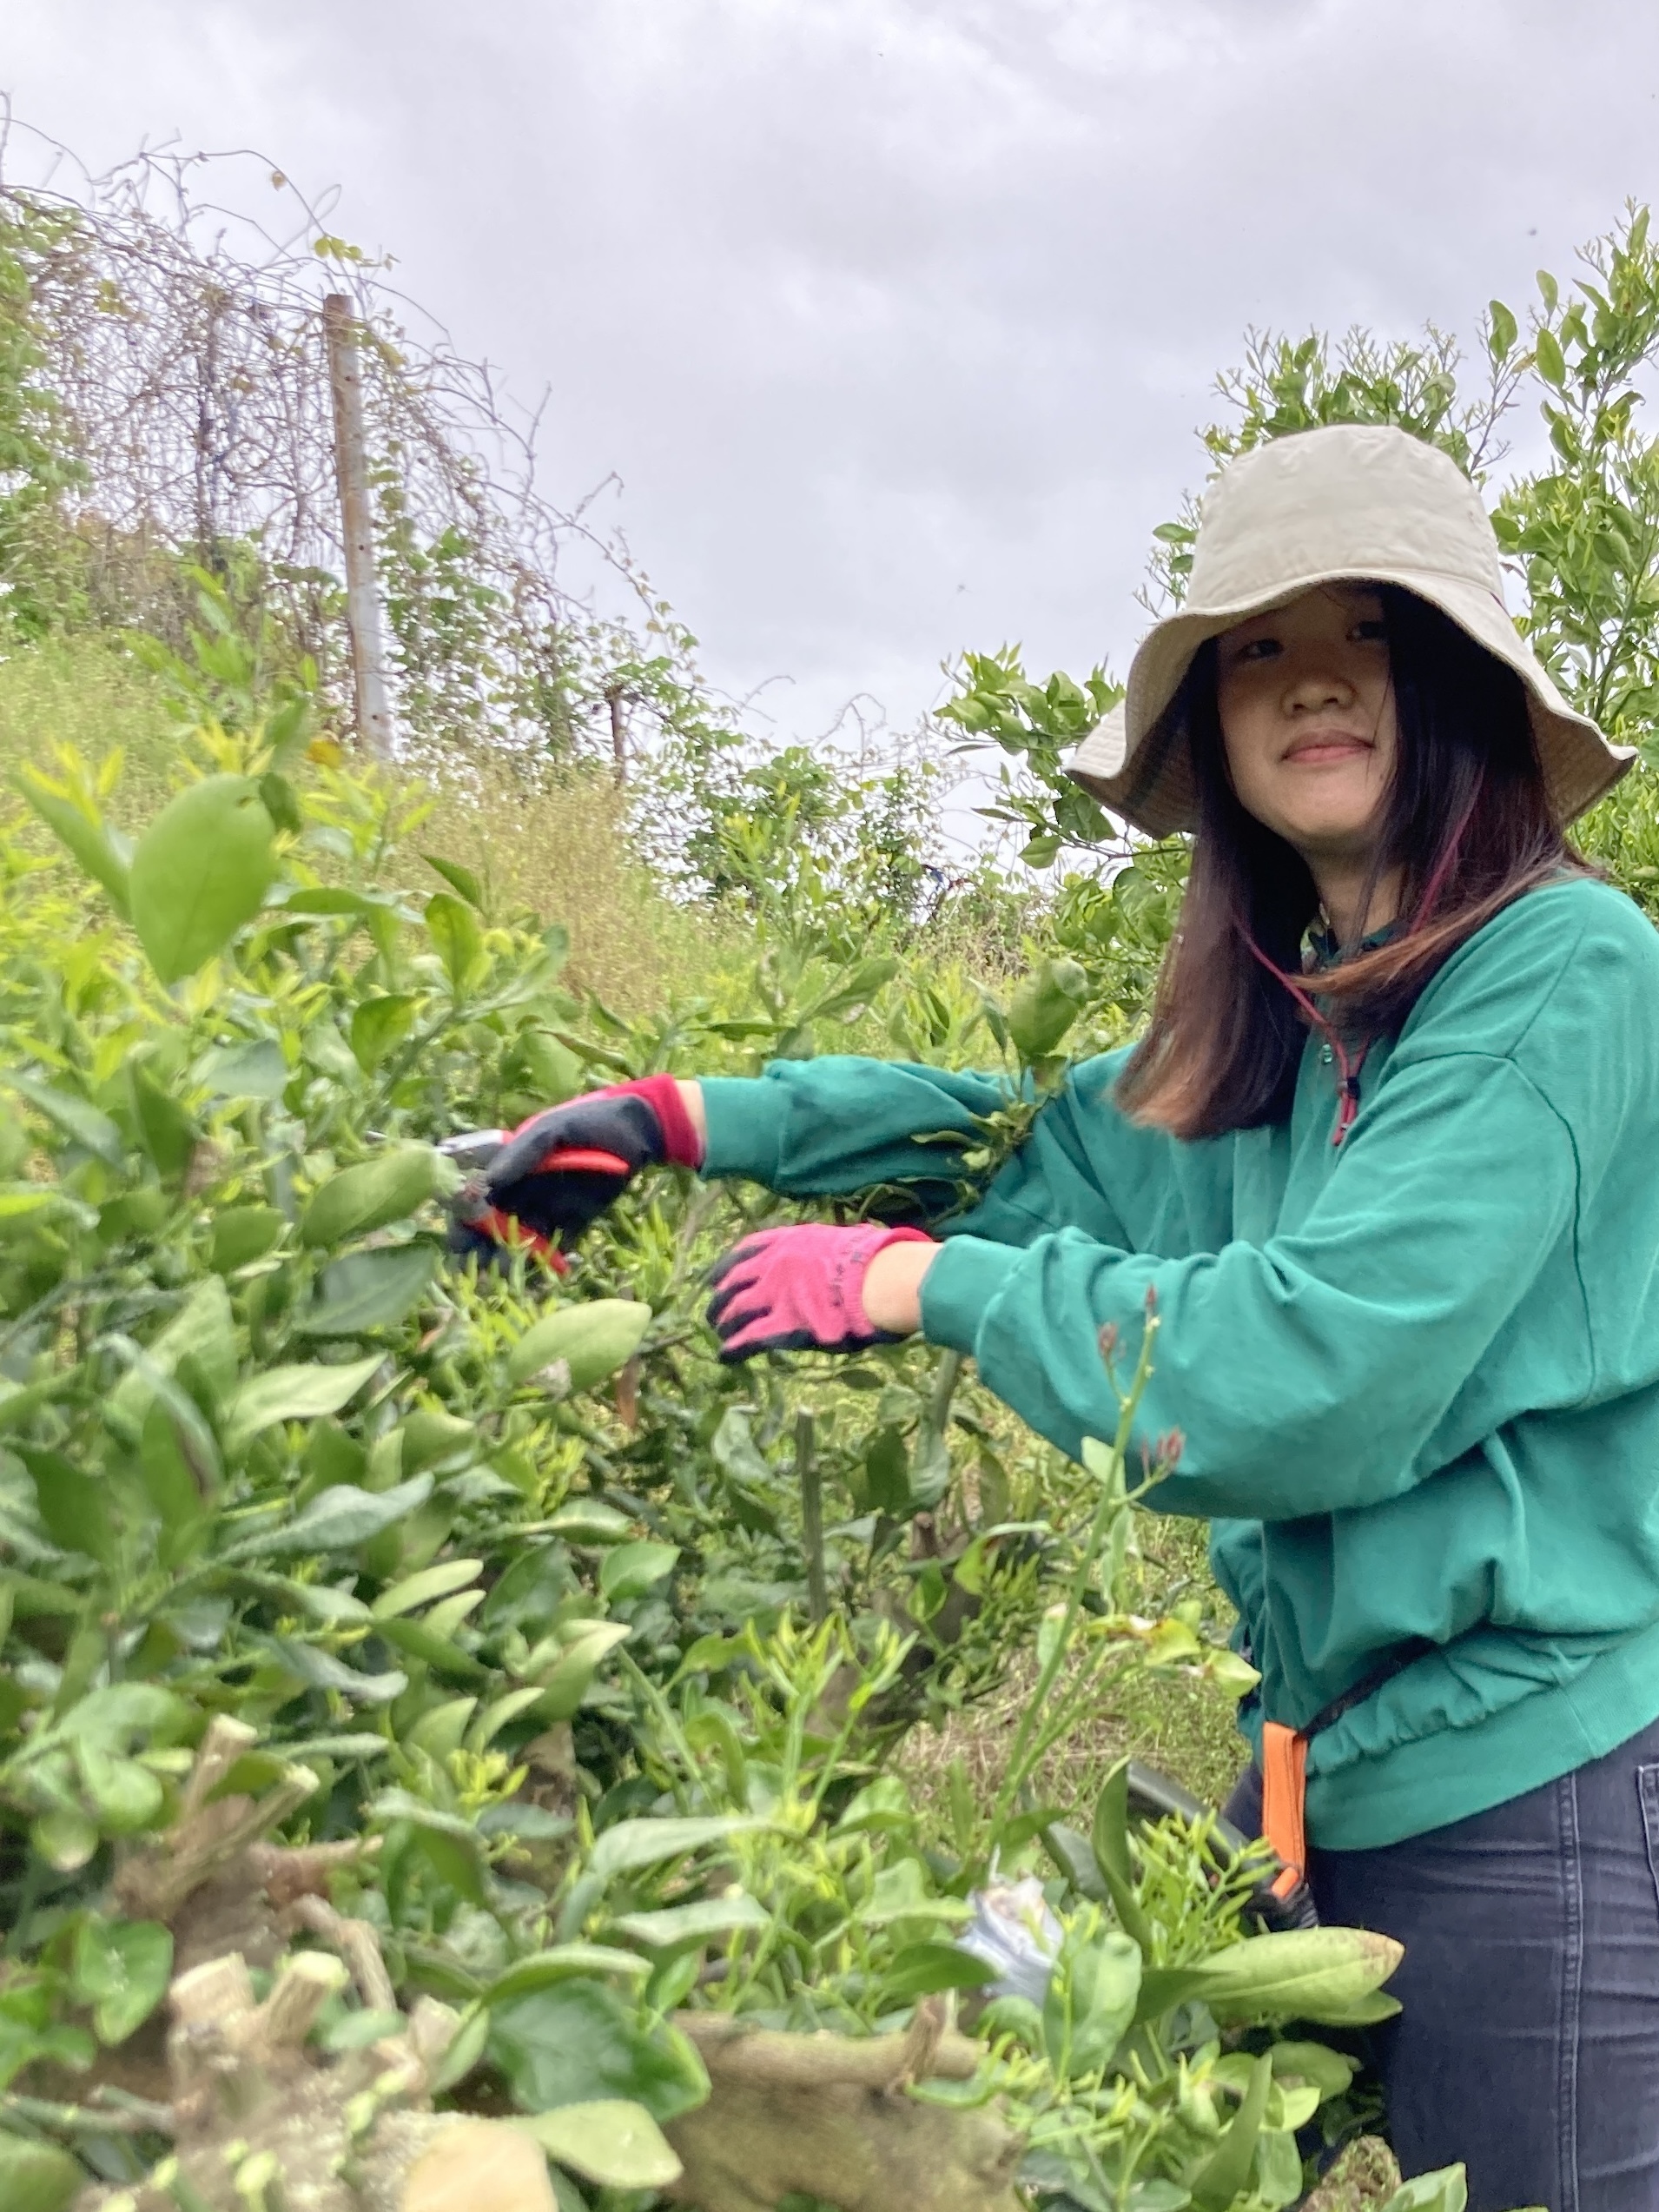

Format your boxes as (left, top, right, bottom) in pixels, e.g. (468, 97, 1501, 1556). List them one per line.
(481, 426, 1659, 2211)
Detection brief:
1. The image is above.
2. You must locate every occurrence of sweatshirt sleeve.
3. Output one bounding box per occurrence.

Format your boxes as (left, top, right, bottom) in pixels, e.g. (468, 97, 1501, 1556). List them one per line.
(920, 1046, 1582, 1519)
(698, 1059, 1007, 1196)
(698, 1050, 1226, 1256)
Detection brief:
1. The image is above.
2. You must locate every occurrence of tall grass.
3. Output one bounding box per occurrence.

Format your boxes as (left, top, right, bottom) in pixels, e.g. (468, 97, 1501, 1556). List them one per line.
(0, 635, 732, 1016)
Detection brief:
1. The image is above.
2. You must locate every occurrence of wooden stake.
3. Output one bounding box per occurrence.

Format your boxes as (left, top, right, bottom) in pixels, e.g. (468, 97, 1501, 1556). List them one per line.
(606, 682, 628, 785)
(323, 293, 394, 758)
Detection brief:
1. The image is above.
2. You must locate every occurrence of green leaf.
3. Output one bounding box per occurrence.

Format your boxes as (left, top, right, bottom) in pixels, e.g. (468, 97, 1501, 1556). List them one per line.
(209, 1202, 287, 1273)
(1535, 326, 1567, 387)
(17, 1447, 115, 1566)
(804, 956, 899, 1023)
(300, 1147, 457, 1247)
(129, 774, 278, 981)
(486, 1946, 653, 2003)
(296, 1245, 438, 1335)
(1187, 2050, 1272, 2211)
(507, 1301, 652, 1390)
(832, 1776, 915, 1835)
(1487, 298, 1518, 361)
(424, 853, 486, 908)
(71, 1916, 173, 2044)
(1160, 1927, 1403, 2025)
(375, 1614, 488, 1684)
(609, 1895, 770, 1951)
(234, 1474, 434, 1559)
(72, 1741, 165, 1832)
(106, 1276, 236, 1449)
(396, 1407, 479, 1474)
(431, 2001, 492, 2093)
(1091, 1758, 1153, 1951)
(268, 1636, 407, 1703)
(599, 1540, 678, 1603)
(57, 1683, 187, 1752)
(530, 1622, 633, 1722)
(195, 1038, 289, 1100)
(542, 1499, 634, 1545)
(318, 2007, 406, 2052)
(350, 993, 418, 1073)
(225, 1354, 386, 1449)
(879, 1942, 999, 2003)
(0, 2132, 87, 2212)
(587, 1813, 770, 1884)
(426, 891, 483, 990)
(413, 1825, 485, 1902)
(30, 1809, 98, 1872)
(6, 1074, 123, 1167)
(487, 1981, 709, 2123)
(1379, 2167, 1470, 2212)
(14, 764, 132, 918)
(373, 1558, 483, 1619)
(259, 769, 302, 836)
(516, 2099, 683, 2189)
(1044, 1928, 1140, 2076)
(1268, 2039, 1355, 2100)
(139, 1401, 209, 1565)
(129, 1058, 196, 1180)
(861, 1426, 912, 1517)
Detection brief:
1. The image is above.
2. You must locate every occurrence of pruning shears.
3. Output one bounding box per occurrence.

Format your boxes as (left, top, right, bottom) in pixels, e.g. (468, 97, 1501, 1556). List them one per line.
(438, 1125, 631, 1275)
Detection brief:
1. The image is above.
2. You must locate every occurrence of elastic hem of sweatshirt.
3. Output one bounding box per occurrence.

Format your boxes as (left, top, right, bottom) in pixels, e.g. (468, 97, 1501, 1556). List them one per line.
(698, 1076, 792, 1183)
(918, 1234, 1008, 1354)
(1276, 1615, 1659, 1851)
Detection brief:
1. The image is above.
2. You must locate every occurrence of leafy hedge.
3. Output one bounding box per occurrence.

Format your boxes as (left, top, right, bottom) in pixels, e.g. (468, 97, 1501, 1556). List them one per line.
(0, 645, 1485, 2212)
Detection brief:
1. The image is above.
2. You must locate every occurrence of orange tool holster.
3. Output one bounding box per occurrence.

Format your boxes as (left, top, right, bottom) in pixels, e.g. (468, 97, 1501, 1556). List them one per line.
(1259, 1719, 1312, 1908)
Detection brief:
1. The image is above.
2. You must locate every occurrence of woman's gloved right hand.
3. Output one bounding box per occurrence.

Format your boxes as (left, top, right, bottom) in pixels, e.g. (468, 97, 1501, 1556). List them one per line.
(453, 1075, 704, 1262)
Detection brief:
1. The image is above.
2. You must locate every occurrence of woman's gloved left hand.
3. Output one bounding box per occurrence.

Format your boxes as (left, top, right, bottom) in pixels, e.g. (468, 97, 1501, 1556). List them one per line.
(706, 1222, 936, 1362)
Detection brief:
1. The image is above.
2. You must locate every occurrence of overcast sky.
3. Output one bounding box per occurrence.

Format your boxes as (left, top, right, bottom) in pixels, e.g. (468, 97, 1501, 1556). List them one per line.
(10, 1, 1659, 757)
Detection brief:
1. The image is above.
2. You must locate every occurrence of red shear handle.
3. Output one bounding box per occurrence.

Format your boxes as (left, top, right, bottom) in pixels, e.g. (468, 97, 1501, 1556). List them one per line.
(526, 1146, 631, 1178)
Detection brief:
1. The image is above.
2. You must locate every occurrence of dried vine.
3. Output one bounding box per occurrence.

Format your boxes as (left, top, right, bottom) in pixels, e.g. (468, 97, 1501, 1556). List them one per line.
(0, 105, 695, 768)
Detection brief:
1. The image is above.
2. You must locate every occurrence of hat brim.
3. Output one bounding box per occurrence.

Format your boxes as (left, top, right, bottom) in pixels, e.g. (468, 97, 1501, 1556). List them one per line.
(1066, 569, 1636, 838)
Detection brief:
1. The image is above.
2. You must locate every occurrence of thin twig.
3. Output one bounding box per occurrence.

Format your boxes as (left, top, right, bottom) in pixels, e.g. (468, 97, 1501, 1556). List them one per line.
(797, 1410, 827, 1624)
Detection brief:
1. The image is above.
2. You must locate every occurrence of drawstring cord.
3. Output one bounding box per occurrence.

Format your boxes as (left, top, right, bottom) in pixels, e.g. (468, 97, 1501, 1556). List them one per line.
(1241, 938, 1369, 1145)
(1242, 774, 1485, 1149)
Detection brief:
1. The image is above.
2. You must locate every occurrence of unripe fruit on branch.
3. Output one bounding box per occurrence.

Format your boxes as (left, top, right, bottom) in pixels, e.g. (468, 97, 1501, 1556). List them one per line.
(1007, 957, 1089, 1062)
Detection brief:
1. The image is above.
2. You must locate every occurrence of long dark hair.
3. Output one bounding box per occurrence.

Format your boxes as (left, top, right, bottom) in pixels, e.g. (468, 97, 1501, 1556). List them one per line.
(1115, 586, 1586, 1140)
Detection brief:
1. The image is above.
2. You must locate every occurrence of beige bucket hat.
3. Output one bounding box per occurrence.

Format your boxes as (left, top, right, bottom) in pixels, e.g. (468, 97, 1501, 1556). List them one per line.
(1066, 423, 1634, 838)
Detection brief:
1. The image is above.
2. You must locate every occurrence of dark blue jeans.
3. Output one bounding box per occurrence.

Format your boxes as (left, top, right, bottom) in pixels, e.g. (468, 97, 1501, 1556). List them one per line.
(1225, 1712, 1659, 2212)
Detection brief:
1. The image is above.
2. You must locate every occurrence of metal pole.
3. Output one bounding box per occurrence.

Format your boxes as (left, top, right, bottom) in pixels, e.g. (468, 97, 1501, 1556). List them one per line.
(322, 293, 394, 759)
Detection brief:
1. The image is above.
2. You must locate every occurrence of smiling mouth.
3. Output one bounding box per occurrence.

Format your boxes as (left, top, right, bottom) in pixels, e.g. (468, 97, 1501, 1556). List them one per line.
(1283, 731, 1373, 764)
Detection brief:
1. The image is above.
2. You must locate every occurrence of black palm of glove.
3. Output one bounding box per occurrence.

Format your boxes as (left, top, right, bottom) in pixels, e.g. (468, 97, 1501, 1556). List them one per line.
(484, 1088, 670, 1246)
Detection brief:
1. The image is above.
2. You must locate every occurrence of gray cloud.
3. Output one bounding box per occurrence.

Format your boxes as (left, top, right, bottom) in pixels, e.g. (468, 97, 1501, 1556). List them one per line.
(10, 0, 1659, 748)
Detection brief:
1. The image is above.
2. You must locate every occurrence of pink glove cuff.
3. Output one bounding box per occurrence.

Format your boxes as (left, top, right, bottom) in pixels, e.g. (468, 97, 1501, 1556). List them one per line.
(706, 1221, 935, 1361)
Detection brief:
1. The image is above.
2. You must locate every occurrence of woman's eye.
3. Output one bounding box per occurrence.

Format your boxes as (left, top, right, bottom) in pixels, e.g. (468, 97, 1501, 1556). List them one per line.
(1234, 637, 1281, 662)
(1352, 619, 1387, 643)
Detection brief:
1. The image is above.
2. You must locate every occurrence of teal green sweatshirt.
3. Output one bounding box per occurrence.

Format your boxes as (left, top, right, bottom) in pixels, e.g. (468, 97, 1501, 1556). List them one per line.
(699, 878, 1659, 1849)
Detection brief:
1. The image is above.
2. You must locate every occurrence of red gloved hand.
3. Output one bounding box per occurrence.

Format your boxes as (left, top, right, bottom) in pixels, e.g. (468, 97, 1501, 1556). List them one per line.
(455, 1076, 703, 1260)
(706, 1222, 935, 1362)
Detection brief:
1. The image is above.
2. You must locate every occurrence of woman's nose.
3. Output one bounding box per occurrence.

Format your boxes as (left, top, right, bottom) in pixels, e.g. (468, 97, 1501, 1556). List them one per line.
(1286, 665, 1354, 714)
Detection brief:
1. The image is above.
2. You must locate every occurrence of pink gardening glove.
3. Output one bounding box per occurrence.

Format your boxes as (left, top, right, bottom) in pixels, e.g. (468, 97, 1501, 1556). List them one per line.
(706, 1222, 936, 1362)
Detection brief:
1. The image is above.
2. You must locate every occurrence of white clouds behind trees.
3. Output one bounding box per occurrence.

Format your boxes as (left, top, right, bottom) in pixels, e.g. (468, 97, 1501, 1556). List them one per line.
(10, 0, 1659, 747)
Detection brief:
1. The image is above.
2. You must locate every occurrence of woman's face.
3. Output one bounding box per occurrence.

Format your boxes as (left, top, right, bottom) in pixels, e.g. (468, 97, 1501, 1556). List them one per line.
(1215, 584, 1397, 869)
